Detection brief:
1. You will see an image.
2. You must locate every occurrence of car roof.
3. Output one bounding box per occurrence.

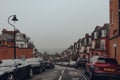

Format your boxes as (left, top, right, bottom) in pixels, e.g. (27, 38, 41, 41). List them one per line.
(0, 59, 24, 67)
(25, 57, 43, 62)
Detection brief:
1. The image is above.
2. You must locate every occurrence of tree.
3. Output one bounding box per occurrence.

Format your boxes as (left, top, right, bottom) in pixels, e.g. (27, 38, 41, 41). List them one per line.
(42, 51, 50, 61)
(54, 52, 60, 57)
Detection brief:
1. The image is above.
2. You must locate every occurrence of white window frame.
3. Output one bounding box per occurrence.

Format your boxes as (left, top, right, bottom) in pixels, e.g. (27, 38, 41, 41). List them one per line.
(89, 38, 91, 44)
(84, 39, 87, 45)
(94, 32, 98, 39)
(92, 41, 95, 49)
(100, 40, 105, 50)
(101, 30, 106, 37)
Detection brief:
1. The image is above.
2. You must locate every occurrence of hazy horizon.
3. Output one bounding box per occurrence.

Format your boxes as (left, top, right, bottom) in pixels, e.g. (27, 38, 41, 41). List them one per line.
(39, 48, 65, 54)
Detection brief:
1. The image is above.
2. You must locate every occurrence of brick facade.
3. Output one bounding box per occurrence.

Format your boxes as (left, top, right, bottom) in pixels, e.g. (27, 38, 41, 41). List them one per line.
(109, 0, 120, 64)
(109, 0, 119, 38)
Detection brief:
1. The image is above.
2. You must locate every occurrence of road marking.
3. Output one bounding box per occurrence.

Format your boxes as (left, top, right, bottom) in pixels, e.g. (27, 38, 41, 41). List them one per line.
(80, 72, 87, 80)
(58, 76, 62, 80)
(62, 69, 65, 74)
(58, 69, 66, 80)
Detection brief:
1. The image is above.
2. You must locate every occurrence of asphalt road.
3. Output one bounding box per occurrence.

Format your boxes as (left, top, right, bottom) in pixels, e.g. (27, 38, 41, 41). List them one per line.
(29, 65, 119, 80)
(30, 65, 89, 80)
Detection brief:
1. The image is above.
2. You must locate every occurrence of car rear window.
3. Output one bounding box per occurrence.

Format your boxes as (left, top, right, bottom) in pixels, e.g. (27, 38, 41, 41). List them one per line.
(98, 58, 118, 64)
(0, 59, 15, 67)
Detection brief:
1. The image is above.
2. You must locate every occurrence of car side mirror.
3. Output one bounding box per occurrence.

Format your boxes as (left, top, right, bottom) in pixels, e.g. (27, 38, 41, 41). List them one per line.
(18, 64, 21, 66)
(15, 63, 21, 67)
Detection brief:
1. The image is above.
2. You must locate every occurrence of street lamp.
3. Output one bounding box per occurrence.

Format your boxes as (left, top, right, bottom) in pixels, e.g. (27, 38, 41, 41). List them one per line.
(8, 15, 18, 59)
(114, 44, 117, 60)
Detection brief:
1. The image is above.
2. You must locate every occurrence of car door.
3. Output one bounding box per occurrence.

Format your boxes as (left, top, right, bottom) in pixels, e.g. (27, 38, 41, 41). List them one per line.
(13, 59, 26, 80)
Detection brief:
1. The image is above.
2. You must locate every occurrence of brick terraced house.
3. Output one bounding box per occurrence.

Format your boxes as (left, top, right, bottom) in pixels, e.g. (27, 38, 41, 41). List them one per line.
(80, 33, 91, 59)
(90, 24, 109, 57)
(0, 29, 34, 59)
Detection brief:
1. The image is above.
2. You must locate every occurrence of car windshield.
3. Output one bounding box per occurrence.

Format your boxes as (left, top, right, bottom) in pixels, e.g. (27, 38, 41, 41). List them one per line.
(98, 58, 118, 64)
(77, 58, 88, 61)
(90, 56, 99, 63)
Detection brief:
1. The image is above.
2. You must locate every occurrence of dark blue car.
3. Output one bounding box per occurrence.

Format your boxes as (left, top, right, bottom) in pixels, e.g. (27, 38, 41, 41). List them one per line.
(0, 59, 31, 80)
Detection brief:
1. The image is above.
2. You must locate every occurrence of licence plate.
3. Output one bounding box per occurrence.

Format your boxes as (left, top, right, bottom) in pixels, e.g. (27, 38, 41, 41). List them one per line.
(104, 68, 115, 71)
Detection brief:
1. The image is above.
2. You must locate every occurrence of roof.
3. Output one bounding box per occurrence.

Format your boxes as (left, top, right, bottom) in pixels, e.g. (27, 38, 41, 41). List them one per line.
(0, 36, 4, 41)
(0, 29, 27, 42)
(85, 33, 91, 38)
(0, 34, 13, 41)
(94, 26, 102, 32)
(101, 23, 109, 30)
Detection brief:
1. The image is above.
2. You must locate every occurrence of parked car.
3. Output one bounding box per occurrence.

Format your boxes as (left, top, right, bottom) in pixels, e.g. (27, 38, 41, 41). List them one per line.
(0, 59, 31, 80)
(75, 57, 88, 68)
(56, 62, 62, 65)
(69, 61, 76, 67)
(85, 56, 120, 80)
(25, 57, 44, 74)
(47, 62, 55, 69)
(61, 62, 69, 66)
(42, 61, 55, 69)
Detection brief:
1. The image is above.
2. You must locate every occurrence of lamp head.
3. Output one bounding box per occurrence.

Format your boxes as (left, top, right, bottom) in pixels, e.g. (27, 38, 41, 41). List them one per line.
(114, 44, 117, 47)
(12, 15, 18, 21)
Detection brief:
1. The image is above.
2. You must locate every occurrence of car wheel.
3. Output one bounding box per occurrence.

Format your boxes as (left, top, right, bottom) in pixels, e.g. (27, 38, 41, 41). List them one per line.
(29, 68, 33, 78)
(42, 68, 45, 72)
(90, 71, 93, 78)
(39, 67, 42, 73)
(75, 66, 78, 69)
(7, 73, 15, 80)
(109, 77, 116, 80)
(89, 69, 95, 80)
(84, 70, 88, 75)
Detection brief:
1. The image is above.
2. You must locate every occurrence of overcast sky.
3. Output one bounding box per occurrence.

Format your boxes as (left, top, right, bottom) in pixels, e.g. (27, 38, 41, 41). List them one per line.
(0, 0, 109, 54)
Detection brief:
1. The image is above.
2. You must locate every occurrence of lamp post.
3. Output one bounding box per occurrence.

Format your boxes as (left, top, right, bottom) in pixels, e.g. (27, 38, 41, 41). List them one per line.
(114, 44, 117, 60)
(8, 15, 18, 59)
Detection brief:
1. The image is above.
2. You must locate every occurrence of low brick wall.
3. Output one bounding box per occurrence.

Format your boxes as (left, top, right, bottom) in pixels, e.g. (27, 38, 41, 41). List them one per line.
(0, 46, 33, 59)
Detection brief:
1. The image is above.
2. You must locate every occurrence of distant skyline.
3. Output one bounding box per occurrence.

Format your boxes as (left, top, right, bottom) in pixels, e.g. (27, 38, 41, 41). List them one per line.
(0, 0, 109, 54)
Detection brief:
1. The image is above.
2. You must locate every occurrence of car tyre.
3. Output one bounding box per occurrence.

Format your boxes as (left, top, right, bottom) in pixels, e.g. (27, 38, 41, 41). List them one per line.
(7, 73, 15, 80)
(84, 70, 88, 75)
(89, 69, 95, 80)
(75, 64, 78, 69)
(29, 68, 33, 78)
(39, 67, 42, 73)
